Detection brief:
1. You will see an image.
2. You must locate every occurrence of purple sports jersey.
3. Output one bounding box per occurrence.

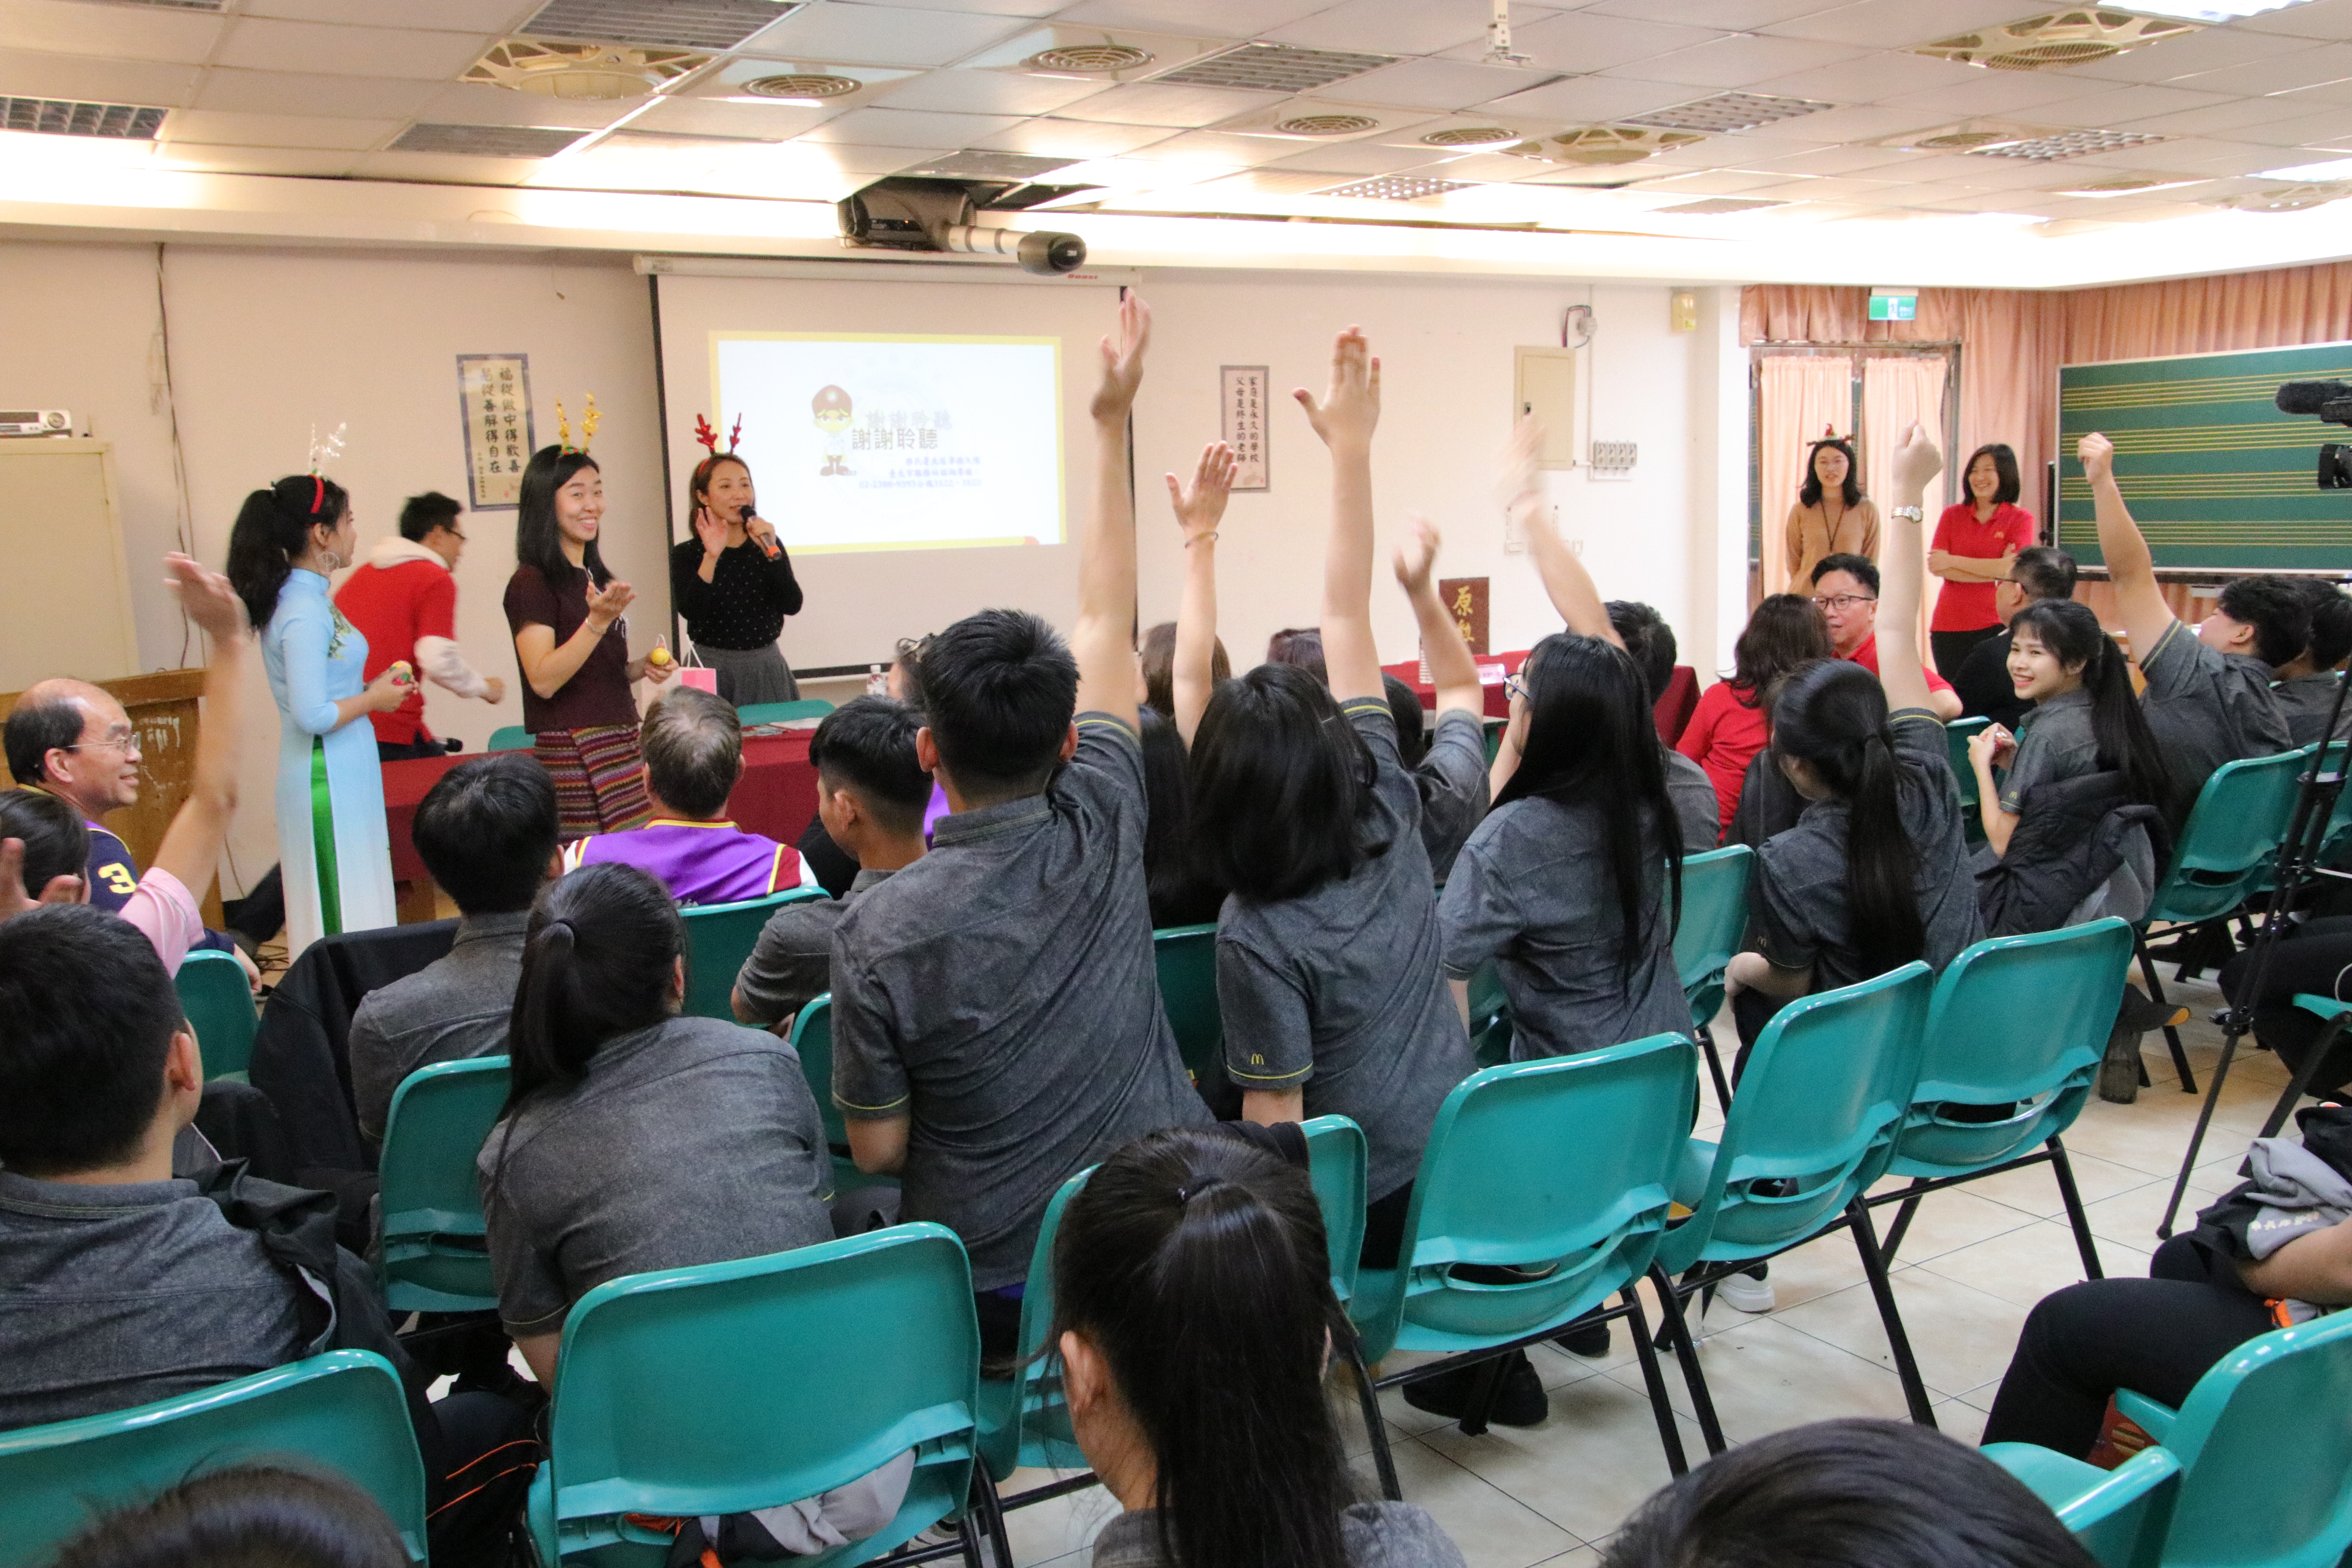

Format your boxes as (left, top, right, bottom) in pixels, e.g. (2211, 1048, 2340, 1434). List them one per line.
(566, 819, 812, 907)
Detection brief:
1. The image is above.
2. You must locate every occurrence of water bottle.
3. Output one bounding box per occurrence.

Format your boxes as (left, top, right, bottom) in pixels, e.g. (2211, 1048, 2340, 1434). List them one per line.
(866, 663, 887, 696)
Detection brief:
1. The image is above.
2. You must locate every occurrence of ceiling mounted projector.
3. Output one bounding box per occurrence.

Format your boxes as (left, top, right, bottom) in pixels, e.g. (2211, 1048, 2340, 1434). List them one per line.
(838, 177, 1086, 275)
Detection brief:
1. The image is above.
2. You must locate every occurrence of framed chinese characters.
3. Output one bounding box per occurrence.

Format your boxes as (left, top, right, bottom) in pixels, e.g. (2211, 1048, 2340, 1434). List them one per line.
(457, 354, 536, 509)
(1220, 365, 1269, 492)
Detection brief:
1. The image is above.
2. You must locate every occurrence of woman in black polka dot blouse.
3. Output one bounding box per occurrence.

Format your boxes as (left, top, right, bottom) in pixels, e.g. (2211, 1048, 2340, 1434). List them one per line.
(668, 449, 804, 704)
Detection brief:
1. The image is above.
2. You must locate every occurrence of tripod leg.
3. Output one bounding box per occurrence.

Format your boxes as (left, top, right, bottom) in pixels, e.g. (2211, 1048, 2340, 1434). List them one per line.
(2047, 1136, 2104, 1281)
(1697, 1023, 1733, 1115)
(2156, 1020, 2248, 1239)
(2260, 1011, 2349, 1138)
(2137, 930, 2197, 1093)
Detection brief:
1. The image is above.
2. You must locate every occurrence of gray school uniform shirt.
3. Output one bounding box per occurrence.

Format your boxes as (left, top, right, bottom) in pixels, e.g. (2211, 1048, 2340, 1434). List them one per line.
(1439, 793, 1689, 1063)
(349, 909, 530, 1145)
(2274, 672, 2352, 747)
(1094, 1502, 1467, 1568)
(1217, 702, 1476, 1204)
(732, 867, 896, 1030)
(1665, 747, 1723, 851)
(828, 714, 1210, 1292)
(1416, 708, 1490, 881)
(478, 1013, 833, 1336)
(1751, 709, 1985, 994)
(1995, 687, 2100, 817)
(2138, 619, 2291, 817)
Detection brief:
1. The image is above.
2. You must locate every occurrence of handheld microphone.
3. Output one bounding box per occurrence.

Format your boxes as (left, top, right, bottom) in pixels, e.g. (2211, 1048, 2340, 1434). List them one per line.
(740, 503, 779, 560)
(2277, 381, 2352, 414)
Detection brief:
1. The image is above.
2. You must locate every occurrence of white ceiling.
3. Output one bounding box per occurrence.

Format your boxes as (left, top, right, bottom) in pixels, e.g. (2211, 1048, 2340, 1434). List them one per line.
(15, 0, 2352, 281)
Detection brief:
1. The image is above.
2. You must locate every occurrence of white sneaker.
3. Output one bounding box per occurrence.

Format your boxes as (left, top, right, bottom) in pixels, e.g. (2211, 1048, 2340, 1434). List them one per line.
(1714, 1267, 1775, 1314)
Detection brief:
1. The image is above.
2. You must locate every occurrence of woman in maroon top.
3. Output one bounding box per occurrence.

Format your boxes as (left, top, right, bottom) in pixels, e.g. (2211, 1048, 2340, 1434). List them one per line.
(1929, 442, 2038, 677)
(503, 444, 674, 837)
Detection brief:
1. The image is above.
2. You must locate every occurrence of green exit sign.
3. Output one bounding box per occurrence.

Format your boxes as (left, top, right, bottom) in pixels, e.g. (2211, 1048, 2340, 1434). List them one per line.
(1869, 289, 1918, 322)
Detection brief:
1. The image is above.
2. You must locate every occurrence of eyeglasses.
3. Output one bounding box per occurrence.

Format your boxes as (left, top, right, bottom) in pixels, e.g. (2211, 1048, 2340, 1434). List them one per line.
(63, 726, 138, 755)
(1503, 673, 1530, 704)
(1810, 593, 1877, 612)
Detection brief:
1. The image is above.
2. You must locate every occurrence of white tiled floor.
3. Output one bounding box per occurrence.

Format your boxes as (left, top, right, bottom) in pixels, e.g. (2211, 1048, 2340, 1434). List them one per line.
(995, 964, 2308, 1568)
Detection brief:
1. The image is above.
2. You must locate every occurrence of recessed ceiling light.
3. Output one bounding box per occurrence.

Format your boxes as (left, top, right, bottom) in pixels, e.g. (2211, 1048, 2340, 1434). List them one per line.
(1624, 93, 1829, 134)
(1318, 174, 1473, 201)
(388, 123, 588, 158)
(0, 97, 166, 138)
(1154, 42, 1396, 94)
(1966, 128, 2170, 160)
(518, 0, 800, 53)
(2254, 154, 2352, 181)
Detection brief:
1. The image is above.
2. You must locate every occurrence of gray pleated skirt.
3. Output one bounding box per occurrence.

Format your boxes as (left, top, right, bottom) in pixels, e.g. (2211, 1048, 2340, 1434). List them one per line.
(695, 642, 800, 706)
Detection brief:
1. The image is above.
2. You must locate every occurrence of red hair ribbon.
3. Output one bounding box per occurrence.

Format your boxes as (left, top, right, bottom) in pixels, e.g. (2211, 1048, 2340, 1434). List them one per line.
(310, 474, 326, 514)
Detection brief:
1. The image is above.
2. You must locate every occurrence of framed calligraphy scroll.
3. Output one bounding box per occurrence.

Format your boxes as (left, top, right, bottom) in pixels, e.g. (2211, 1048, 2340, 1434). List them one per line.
(1220, 364, 1269, 492)
(457, 354, 535, 509)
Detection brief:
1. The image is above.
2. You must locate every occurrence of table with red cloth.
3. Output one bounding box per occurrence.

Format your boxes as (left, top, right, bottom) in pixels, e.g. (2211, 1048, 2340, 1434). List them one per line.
(1379, 651, 1700, 743)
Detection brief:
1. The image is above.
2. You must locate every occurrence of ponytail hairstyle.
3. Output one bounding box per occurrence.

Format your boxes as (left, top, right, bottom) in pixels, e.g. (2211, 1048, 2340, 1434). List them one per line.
(1052, 1126, 1353, 1568)
(1769, 660, 1924, 979)
(501, 862, 682, 1117)
(515, 445, 608, 589)
(2010, 599, 2171, 814)
(1727, 594, 1834, 699)
(1495, 633, 1683, 970)
(225, 474, 349, 631)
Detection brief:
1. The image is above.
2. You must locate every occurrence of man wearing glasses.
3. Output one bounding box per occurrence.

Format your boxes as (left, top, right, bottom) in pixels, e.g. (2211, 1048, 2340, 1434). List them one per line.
(1809, 552, 1964, 721)
(334, 490, 506, 763)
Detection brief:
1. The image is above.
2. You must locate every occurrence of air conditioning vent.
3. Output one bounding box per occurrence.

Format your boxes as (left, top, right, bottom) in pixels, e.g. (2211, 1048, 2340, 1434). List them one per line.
(1028, 43, 1153, 74)
(1318, 174, 1472, 201)
(1507, 124, 1704, 165)
(388, 122, 588, 157)
(464, 38, 706, 100)
(1421, 125, 1518, 147)
(1919, 130, 2013, 149)
(740, 73, 862, 100)
(1276, 113, 1380, 136)
(1966, 127, 2168, 160)
(1624, 92, 1828, 134)
(0, 97, 166, 138)
(1154, 43, 1394, 94)
(517, 0, 800, 52)
(2217, 183, 2352, 213)
(1915, 9, 2199, 71)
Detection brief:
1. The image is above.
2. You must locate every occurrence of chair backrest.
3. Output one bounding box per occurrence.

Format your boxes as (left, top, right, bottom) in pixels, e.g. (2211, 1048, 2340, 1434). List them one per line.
(0, 1350, 429, 1567)
(377, 1055, 511, 1313)
(1357, 1034, 1698, 1362)
(2149, 746, 2312, 926)
(1152, 923, 1221, 1081)
(2058, 1445, 2181, 1568)
(1672, 845, 1755, 1032)
(1660, 964, 1933, 1272)
(787, 994, 849, 1152)
(1465, 956, 1513, 1068)
(176, 949, 258, 1081)
(1301, 1114, 1367, 1305)
(737, 699, 835, 725)
(2153, 1308, 2352, 1568)
(1892, 919, 2132, 1174)
(679, 889, 822, 1020)
(486, 724, 532, 753)
(546, 1225, 978, 1558)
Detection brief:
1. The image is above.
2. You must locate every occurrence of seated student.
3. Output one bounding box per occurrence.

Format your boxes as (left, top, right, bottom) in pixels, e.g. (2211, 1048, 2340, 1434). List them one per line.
(828, 295, 1210, 1361)
(1602, 1418, 2097, 1568)
(1386, 525, 1489, 880)
(1055, 1126, 1469, 1568)
(1137, 706, 1225, 929)
(1185, 328, 1474, 1290)
(2271, 577, 2352, 746)
(1608, 599, 1724, 851)
(1678, 595, 1834, 841)
(2217, 922, 2352, 1102)
(47, 1464, 412, 1568)
(1265, 626, 1326, 679)
(1810, 552, 1964, 722)
(348, 753, 557, 1146)
(561, 686, 816, 904)
(732, 697, 931, 1031)
(480, 862, 833, 1385)
(2077, 431, 2296, 824)
(1136, 620, 1227, 722)
(1951, 546, 2077, 733)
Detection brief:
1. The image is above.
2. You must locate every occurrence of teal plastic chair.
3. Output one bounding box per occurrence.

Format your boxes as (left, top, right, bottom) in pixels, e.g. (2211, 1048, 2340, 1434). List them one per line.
(1866, 918, 2132, 1280)
(527, 1225, 984, 1567)
(682, 887, 822, 1020)
(1673, 845, 1755, 1109)
(1151, 923, 1222, 1082)
(739, 699, 836, 726)
(1989, 1308, 2352, 1568)
(1648, 963, 1936, 1451)
(176, 948, 257, 1082)
(1302, 1114, 1368, 1308)
(486, 724, 532, 753)
(0, 1350, 429, 1567)
(377, 1055, 510, 1315)
(786, 995, 893, 1193)
(1465, 957, 1512, 1069)
(1346, 1036, 1701, 1492)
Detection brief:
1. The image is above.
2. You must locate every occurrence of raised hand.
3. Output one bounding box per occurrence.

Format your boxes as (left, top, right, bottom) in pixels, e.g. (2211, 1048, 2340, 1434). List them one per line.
(1293, 326, 1379, 450)
(481, 675, 507, 704)
(1891, 420, 1944, 496)
(1394, 514, 1441, 593)
(0, 838, 82, 922)
(1165, 441, 1236, 544)
(585, 577, 636, 629)
(2077, 430, 2115, 483)
(165, 552, 247, 643)
(1089, 292, 1151, 423)
(1499, 415, 1546, 523)
(692, 505, 730, 558)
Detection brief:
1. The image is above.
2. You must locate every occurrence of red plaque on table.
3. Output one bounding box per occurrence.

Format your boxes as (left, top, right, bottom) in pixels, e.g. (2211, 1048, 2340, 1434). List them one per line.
(1438, 576, 1489, 657)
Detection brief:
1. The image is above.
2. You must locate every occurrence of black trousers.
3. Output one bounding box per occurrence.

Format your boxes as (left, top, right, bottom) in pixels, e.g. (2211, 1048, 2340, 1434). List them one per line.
(2217, 916, 2352, 1099)
(428, 1388, 543, 1568)
(1979, 1236, 2276, 1456)
(1932, 627, 2003, 683)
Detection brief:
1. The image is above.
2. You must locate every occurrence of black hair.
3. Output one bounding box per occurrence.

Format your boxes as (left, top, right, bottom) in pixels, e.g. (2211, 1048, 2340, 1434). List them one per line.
(809, 695, 932, 837)
(639, 686, 742, 818)
(1265, 627, 1327, 684)
(46, 1464, 409, 1568)
(0, 904, 183, 1176)
(1382, 674, 1428, 768)
(0, 787, 87, 897)
(397, 490, 463, 543)
(1187, 663, 1388, 902)
(2011, 546, 2076, 603)
(1962, 443, 2023, 507)
(1770, 661, 1924, 979)
(1606, 600, 1678, 708)
(1811, 552, 1880, 595)
(1495, 634, 1683, 976)
(1728, 594, 1833, 698)
(514, 445, 608, 588)
(687, 451, 751, 521)
(4, 690, 88, 785)
(912, 608, 1078, 802)
(225, 475, 350, 631)
(1052, 1126, 1354, 1568)
(1138, 707, 1224, 927)
(2009, 600, 2172, 815)
(411, 753, 558, 916)
(1138, 621, 1230, 720)
(502, 863, 681, 1118)
(2305, 582, 2352, 671)
(1602, 1418, 2098, 1568)
(1798, 439, 1862, 508)
(2216, 574, 2315, 669)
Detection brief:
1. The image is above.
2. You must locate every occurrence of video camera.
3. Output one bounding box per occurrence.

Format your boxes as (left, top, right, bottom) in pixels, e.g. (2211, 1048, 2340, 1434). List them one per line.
(2274, 381, 2352, 488)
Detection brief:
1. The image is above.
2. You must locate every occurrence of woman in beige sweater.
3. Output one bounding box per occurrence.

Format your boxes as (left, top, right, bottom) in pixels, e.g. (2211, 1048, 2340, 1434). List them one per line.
(1784, 436, 1879, 589)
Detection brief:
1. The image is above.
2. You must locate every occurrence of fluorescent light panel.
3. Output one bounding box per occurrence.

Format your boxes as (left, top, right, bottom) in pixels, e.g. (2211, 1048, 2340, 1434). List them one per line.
(2254, 155, 2352, 180)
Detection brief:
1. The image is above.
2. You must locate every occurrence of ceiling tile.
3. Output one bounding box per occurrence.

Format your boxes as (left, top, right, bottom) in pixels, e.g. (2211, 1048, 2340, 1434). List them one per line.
(0, 0, 225, 64)
(1330, 58, 1560, 112)
(1744, 101, 1941, 140)
(1762, 0, 2051, 48)
(2164, 40, 2352, 96)
(1477, 74, 1706, 123)
(1454, 11, 1730, 74)
(736, 5, 1031, 67)
(826, 0, 1064, 14)
(2236, 0, 2352, 38)
(1053, 80, 1280, 127)
(2028, 83, 2234, 129)
(414, 81, 646, 129)
(1878, 71, 2098, 116)
(1597, 33, 1871, 89)
(865, 67, 1110, 114)
(0, 48, 199, 105)
(163, 109, 400, 150)
(1129, 127, 1292, 160)
(1630, 165, 1812, 194)
(200, 68, 441, 119)
(1735, 48, 1978, 102)
(2239, 105, 2352, 146)
(240, 0, 536, 29)
(2053, 24, 2306, 85)
(1731, 173, 1909, 200)
(348, 149, 532, 184)
(626, 95, 840, 137)
(2113, 95, 2307, 137)
(1266, 138, 1445, 173)
(1584, 0, 1838, 26)
(797, 105, 1023, 145)
(157, 144, 363, 177)
(216, 18, 491, 81)
(1050, 0, 1334, 33)
(775, 139, 949, 174)
(968, 114, 1176, 155)
(1264, 0, 1557, 57)
(1746, 141, 1927, 174)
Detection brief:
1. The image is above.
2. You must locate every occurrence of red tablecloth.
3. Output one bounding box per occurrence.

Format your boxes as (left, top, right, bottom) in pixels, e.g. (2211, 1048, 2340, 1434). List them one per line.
(1379, 652, 1700, 742)
(382, 730, 820, 882)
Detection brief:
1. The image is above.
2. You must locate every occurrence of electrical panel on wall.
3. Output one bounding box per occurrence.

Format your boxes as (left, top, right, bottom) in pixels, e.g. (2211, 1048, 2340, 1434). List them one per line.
(1513, 346, 1576, 468)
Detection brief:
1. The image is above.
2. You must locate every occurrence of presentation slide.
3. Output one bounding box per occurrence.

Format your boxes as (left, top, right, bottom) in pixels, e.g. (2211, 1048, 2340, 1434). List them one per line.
(713, 332, 1063, 555)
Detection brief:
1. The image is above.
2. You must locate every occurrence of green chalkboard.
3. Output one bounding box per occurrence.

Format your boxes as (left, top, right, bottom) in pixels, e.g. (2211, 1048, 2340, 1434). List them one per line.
(2058, 341, 2352, 571)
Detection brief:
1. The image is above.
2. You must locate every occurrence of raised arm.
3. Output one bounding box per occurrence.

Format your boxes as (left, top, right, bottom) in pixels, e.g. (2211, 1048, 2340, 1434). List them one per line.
(1166, 440, 1235, 746)
(1073, 292, 1151, 725)
(2078, 431, 2176, 661)
(1876, 423, 1943, 717)
(148, 555, 250, 897)
(1296, 326, 1383, 702)
(1508, 416, 1619, 648)
(1396, 516, 1482, 721)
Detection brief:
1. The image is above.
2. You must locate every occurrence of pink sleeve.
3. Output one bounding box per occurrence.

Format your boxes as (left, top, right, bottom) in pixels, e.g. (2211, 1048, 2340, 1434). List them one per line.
(119, 866, 203, 974)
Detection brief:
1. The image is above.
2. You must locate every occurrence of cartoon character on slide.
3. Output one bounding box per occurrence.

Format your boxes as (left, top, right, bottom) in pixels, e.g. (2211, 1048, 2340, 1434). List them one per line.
(813, 384, 853, 476)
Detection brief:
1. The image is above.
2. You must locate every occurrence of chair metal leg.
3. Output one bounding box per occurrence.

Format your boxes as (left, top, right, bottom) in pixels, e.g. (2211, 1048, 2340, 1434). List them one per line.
(1345, 1331, 1403, 1502)
(1846, 1198, 1938, 1428)
(2259, 1011, 2350, 1138)
(1648, 1262, 1728, 1457)
(1619, 1287, 1691, 1477)
(2136, 933, 2198, 1093)
(1877, 1185, 1926, 1269)
(1456, 1352, 1507, 1438)
(1697, 1023, 1733, 1116)
(2045, 1135, 2105, 1282)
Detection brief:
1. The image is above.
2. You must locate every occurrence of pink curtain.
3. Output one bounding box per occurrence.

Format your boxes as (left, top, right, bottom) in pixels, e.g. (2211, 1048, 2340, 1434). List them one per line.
(1861, 357, 1949, 665)
(1757, 354, 1854, 597)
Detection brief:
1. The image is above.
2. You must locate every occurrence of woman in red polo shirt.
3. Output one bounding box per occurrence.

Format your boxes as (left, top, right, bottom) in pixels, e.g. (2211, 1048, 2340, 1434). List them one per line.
(1929, 442, 2038, 676)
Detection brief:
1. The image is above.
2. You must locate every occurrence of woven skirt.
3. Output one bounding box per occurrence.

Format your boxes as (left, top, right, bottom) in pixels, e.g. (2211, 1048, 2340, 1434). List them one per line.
(535, 724, 650, 838)
(695, 641, 800, 706)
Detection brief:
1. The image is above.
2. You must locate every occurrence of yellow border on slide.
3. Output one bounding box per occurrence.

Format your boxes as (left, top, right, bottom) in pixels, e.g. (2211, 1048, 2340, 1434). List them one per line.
(793, 536, 1044, 555)
(708, 329, 1065, 548)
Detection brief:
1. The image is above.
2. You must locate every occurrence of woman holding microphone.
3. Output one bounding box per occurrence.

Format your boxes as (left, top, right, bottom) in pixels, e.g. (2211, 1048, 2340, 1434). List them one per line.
(668, 428, 804, 704)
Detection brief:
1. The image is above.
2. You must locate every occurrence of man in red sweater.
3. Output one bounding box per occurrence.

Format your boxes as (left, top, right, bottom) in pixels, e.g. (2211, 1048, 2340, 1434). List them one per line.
(334, 492, 506, 761)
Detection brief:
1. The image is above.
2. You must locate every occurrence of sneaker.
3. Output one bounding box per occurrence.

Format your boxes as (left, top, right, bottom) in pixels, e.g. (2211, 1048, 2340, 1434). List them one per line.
(1399, 1349, 1548, 1428)
(1552, 1316, 1612, 1358)
(2099, 1016, 2143, 1104)
(1714, 1264, 1774, 1314)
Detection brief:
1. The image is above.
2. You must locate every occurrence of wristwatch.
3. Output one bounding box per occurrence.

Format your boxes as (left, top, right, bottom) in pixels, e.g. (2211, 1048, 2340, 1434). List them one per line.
(1890, 505, 1925, 523)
